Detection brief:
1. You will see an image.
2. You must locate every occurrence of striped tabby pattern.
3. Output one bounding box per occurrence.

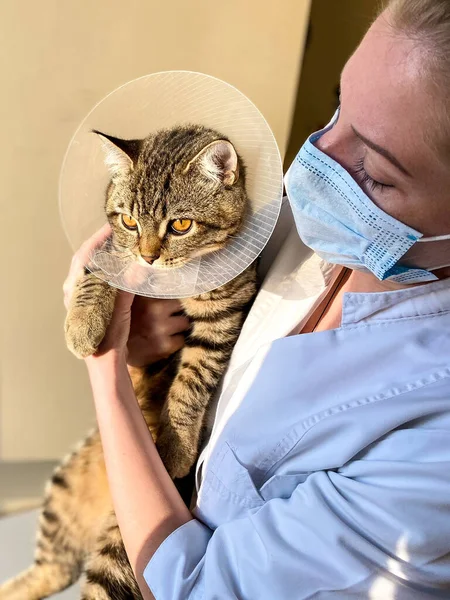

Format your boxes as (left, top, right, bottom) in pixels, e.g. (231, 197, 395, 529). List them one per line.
(0, 125, 258, 599)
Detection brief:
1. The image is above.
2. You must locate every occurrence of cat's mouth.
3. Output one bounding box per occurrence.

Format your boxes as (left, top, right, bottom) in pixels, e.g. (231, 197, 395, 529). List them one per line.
(135, 244, 225, 269)
(136, 255, 189, 269)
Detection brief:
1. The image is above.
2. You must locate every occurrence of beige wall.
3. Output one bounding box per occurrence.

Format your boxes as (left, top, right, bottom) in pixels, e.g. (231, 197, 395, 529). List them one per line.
(285, 0, 380, 168)
(0, 0, 311, 460)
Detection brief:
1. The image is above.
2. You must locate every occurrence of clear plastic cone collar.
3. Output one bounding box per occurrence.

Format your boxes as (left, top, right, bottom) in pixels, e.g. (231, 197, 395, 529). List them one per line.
(59, 71, 283, 298)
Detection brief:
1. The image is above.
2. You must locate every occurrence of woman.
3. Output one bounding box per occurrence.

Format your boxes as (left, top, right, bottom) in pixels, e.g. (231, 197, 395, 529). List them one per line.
(64, 0, 450, 597)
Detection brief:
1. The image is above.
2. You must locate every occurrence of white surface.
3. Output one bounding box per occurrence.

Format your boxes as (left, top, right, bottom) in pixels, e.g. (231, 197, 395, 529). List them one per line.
(0, 510, 80, 599)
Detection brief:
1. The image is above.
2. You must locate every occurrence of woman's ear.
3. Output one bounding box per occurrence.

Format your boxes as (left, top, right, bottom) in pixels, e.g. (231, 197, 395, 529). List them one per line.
(93, 130, 142, 177)
(184, 139, 239, 186)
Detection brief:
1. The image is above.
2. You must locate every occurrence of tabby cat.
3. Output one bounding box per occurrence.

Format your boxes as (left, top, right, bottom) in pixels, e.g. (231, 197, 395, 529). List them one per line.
(0, 125, 257, 600)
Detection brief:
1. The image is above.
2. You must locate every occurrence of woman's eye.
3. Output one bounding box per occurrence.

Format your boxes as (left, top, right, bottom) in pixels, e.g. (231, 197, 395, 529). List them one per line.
(121, 214, 138, 230)
(352, 158, 394, 194)
(170, 219, 193, 235)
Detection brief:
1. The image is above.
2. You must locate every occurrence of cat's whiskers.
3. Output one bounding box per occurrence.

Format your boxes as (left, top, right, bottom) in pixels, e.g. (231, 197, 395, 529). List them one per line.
(189, 243, 226, 259)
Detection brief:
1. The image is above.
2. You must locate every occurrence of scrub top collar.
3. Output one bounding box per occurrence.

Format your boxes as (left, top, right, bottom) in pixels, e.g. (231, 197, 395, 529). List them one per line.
(341, 276, 450, 327)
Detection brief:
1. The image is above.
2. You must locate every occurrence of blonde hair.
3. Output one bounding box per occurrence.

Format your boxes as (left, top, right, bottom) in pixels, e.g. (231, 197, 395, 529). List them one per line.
(383, 0, 450, 153)
(387, 0, 450, 61)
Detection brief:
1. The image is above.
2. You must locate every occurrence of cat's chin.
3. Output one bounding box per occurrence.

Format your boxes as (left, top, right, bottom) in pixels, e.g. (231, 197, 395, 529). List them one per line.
(135, 255, 189, 270)
(135, 245, 223, 269)
(153, 260, 188, 270)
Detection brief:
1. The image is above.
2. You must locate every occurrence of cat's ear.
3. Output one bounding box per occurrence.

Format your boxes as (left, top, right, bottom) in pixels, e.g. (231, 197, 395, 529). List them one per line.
(184, 140, 239, 186)
(93, 130, 142, 177)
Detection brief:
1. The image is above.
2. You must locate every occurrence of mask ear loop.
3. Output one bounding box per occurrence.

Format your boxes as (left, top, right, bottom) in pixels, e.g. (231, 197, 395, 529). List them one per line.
(417, 233, 450, 242)
(403, 233, 450, 272)
(399, 234, 450, 272)
(416, 234, 450, 271)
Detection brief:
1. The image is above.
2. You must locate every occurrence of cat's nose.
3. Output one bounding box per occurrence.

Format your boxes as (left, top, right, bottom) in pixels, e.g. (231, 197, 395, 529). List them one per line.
(142, 254, 160, 265)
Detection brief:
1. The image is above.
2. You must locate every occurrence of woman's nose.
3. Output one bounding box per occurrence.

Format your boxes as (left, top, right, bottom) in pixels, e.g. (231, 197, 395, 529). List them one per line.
(315, 126, 356, 174)
(315, 126, 342, 158)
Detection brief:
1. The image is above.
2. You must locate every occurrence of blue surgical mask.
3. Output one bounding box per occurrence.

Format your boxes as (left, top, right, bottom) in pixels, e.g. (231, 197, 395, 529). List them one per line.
(284, 112, 450, 285)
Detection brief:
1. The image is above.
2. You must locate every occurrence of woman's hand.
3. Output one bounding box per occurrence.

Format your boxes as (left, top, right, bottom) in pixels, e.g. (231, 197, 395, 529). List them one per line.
(63, 225, 190, 364)
(127, 297, 190, 367)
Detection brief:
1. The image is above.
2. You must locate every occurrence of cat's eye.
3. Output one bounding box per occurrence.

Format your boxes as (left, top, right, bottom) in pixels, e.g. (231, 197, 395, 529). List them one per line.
(121, 214, 138, 230)
(170, 219, 193, 235)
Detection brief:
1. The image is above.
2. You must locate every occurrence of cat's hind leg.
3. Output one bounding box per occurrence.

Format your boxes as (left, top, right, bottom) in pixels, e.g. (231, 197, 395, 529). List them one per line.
(0, 483, 83, 600)
(0, 555, 80, 600)
(0, 431, 111, 600)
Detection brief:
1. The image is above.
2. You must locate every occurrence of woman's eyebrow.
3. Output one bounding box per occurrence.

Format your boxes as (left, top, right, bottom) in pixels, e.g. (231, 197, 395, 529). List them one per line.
(351, 125, 411, 176)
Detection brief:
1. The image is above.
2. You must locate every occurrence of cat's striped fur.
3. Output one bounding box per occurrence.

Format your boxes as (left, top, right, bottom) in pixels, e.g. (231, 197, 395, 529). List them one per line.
(0, 125, 257, 600)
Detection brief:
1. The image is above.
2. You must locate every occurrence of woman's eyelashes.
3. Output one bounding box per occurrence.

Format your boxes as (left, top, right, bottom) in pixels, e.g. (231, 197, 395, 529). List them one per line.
(352, 158, 395, 193)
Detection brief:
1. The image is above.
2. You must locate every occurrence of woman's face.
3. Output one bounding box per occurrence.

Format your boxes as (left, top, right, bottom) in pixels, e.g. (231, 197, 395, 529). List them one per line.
(316, 10, 450, 239)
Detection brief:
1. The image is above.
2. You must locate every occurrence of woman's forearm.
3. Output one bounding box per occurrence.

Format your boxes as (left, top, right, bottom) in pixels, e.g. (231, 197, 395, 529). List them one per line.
(86, 352, 193, 598)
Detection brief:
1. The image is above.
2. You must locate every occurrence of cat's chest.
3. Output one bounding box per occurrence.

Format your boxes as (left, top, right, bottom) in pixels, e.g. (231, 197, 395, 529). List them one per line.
(132, 353, 180, 412)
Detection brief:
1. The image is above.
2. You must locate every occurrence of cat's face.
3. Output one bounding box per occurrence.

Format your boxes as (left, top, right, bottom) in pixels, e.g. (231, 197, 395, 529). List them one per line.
(96, 125, 248, 269)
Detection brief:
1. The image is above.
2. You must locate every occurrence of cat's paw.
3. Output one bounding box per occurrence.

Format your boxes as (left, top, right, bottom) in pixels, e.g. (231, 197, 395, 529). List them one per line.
(156, 427, 197, 480)
(64, 306, 108, 358)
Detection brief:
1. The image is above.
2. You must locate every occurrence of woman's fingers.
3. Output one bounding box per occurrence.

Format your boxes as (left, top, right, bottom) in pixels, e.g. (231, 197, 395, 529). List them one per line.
(130, 298, 188, 333)
(126, 332, 186, 367)
(165, 315, 191, 336)
(161, 333, 186, 357)
(126, 297, 190, 367)
(95, 289, 135, 356)
(144, 298, 184, 318)
(63, 224, 112, 309)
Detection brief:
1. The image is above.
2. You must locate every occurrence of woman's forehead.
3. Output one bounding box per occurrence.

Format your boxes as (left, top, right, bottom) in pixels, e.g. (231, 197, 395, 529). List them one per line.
(341, 13, 439, 173)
